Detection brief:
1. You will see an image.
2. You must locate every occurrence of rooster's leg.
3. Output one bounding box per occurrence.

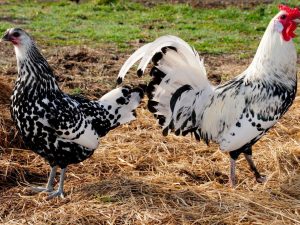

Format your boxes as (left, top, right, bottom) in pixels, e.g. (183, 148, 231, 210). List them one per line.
(243, 147, 266, 183)
(229, 158, 237, 187)
(47, 167, 66, 199)
(229, 149, 243, 187)
(31, 165, 58, 193)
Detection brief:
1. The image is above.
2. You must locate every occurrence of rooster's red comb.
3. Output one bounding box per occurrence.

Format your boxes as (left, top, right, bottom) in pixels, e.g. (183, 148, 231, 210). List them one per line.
(279, 4, 300, 18)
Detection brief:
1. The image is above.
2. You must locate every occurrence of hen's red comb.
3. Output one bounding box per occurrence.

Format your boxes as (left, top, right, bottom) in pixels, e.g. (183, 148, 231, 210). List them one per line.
(279, 4, 300, 18)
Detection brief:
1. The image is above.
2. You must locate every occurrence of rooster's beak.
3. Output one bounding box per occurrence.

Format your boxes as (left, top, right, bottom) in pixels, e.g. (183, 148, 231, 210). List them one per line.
(294, 18, 300, 24)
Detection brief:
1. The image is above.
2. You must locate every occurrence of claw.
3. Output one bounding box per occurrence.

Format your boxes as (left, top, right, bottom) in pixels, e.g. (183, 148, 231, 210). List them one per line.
(31, 186, 53, 193)
(46, 190, 65, 200)
(256, 174, 267, 183)
(30, 166, 58, 194)
(45, 167, 67, 199)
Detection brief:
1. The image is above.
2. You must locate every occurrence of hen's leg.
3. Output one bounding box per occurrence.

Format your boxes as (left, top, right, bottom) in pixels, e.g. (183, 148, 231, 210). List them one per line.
(47, 167, 66, 199)
(243, 147, 266, 183)
(31, 166, 58, 193)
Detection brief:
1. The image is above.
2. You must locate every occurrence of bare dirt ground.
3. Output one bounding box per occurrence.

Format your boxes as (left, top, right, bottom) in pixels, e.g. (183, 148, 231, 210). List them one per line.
(0, 38, 300, 224)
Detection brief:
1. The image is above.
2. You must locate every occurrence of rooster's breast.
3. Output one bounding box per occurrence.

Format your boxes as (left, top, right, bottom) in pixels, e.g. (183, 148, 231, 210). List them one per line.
(201, 78, 296, 152)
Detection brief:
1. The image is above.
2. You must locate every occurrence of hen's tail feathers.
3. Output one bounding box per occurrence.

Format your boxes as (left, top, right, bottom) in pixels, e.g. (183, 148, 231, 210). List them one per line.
(117, 35, 213, 137)
(100, 86, 144, 128)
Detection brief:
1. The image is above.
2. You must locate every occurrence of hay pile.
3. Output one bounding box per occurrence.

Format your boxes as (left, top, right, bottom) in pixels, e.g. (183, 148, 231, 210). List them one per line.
(0, 78, 23, 149)
(0, 49, 299, 224)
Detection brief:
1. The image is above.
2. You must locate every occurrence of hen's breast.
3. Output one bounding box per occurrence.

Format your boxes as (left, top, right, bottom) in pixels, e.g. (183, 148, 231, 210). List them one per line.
(11, 82, 96, 167)
(11, 80, 46, 139)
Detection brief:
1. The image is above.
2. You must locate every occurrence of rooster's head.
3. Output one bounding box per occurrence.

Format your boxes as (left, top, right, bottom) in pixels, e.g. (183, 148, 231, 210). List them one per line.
(275, 5, 300, 41)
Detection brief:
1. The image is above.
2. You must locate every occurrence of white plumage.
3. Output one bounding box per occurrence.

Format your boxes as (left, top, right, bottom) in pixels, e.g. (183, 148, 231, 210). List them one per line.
(118, 6, 300, 185)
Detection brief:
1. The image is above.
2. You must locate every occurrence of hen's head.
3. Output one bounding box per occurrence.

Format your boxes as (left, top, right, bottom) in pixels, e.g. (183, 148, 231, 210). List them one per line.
(1, 28, 32, 46)
(274, 5, 300, 41)
(1, 28, 38, 61)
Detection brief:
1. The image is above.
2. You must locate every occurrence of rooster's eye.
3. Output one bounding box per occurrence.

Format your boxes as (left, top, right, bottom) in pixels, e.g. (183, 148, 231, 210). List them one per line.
(280, 14, 287, 20)
(12, 32, 20, 37)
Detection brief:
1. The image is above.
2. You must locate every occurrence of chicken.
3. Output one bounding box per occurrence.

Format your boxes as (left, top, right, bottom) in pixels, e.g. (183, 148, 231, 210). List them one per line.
(117, 5, 300, 186)
(1, 28, 144, 199)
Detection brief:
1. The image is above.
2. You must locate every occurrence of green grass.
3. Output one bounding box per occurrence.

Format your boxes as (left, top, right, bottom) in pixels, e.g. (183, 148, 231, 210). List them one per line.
(0, 0, 299, 54)
(71, 87, 83, 95)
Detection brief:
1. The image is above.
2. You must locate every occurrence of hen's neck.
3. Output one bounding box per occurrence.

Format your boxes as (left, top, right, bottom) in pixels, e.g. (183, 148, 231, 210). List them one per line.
(15, 43, 59, 91)
(245, 20, 297, 88)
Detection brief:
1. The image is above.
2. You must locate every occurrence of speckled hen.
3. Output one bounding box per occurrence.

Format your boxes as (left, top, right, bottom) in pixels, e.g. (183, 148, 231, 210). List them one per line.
(117, 5, 300, 186)
(1, 28, 143, 199)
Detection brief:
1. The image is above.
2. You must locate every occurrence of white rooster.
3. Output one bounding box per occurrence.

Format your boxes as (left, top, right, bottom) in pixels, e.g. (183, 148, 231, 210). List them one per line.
(117, 5, 300, 186)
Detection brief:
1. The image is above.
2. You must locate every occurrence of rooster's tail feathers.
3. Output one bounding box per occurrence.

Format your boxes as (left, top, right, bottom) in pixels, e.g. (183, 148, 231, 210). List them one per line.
(117, 35, 208, 86)
(136, 35, 203, 78)
(117, 43, 151, 84)
(146, 67, 210, 136)
(117, 35, 212, 138)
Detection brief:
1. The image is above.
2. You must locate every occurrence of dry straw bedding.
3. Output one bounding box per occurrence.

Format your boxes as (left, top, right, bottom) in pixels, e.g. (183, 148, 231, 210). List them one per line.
(0, 47, 300, 224)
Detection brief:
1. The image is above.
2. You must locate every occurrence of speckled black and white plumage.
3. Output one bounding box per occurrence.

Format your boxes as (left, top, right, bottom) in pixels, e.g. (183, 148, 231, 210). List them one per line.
(118, 7, 299, 185)
(2, 28, 143, 198)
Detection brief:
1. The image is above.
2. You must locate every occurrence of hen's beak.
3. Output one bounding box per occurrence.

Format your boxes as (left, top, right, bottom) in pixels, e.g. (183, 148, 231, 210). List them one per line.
(1, 31, 10, 42)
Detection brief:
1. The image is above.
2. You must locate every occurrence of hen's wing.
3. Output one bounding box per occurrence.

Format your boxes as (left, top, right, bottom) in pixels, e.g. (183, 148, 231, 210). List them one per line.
(44, 94, 100, 150)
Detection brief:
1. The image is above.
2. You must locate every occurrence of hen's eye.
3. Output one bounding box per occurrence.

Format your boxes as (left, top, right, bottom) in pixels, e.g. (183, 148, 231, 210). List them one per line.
(280, 14, 287, 20)
(12, 32, 20, 37)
